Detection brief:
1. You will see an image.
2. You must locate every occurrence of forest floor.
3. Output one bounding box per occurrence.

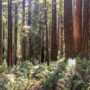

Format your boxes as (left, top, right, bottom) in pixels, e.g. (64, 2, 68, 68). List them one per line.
(0, 57, 90, 90)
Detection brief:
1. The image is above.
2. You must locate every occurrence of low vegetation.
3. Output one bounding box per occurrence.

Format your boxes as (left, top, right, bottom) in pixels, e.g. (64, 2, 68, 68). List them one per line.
(0, 57, 89, 90)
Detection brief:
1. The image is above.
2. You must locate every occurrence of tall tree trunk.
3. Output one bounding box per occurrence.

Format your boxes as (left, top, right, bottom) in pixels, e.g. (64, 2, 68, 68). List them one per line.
(14, 4, 18, 64)
(48, 22, 52, 59)
(74, 0, 82, 55)
(7, 0, 13, 66)
(0, 0, 2, 64)
(81, 0, 89, 59)
(3, 23, 4, 55)
(51, 0, 57, 61)
(58, 0, 63, 56)
(89, 2, 90, 58)
(59, 14, 63, 56)
(64, 0, 75, 59)
(22, 0, 26, 61)
(57, 0, 62, 51)
(26, 0, 32, 60)
(41, 22, 44, 63)
(2, 7, 5, 56)
(44, 0, 49, 66)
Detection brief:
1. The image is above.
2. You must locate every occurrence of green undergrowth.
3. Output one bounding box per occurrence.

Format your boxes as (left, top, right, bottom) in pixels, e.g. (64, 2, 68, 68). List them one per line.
(0, 57, 90, 90)
(0, 58, 65, 90)
(40, 61, 67, 90)
(70, 57, 90, 90)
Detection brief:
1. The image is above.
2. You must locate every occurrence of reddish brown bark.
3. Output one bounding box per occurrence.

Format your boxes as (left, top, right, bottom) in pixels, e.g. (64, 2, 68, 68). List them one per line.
(7, 0, 13, 66)
(81, 0, 89, 59)
(51, 0, 57, 61)
(64, 0, 75, 59)
(0, 0, 2, 64)
(89, 5, 90, 40)
(74, 0, 82, 55)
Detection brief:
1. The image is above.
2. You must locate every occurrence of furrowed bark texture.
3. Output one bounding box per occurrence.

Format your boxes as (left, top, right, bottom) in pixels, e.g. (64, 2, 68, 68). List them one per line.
(81, 0, 89, 59)
(45, 0, 49, 65)
(14, 4, 18, 64)
(74, 0, 82, 55)
(51, 0, 57, 61)
(59, 0, 63, 56)
(64, 0, 75, 59)
(7, 0, 13, 66)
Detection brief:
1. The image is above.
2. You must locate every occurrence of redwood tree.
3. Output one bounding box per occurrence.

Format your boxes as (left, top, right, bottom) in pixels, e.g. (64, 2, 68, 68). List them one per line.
(41, 24, 44, 63)
(59, 0, 63, 56)
(59, 14, 63, 56)
(26, 0, 32, 60)
(14, 4, 18, 64)
(64, 0, 75, 59)
(48, 22, 52, 57)
(45, 0, 49, 65)
(7, 0, 13, 66)
(51, 0, 57, 61)
(74, 0, 82, 55)
(0, 0, 2, 64)
(22, 0, 26, 61)
(81, 0, 89, 59)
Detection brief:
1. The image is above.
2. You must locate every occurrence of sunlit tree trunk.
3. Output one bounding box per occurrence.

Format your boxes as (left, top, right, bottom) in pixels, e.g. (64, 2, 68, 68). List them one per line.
(64, 0, 75, 59)
(58, 0, 63, 56)
(51, 0, 57, 61)
(26, 0, 32, 60)
(22, 0, 26, 61)
(59, 14, 63, 56)
(44, 0, 49, 65)
(74, 0, 82, 55)
(7, 0, 13, 66)
(2, 7, 5, 56)
(0, 0, 2, 64)
(57, 1, 61, 51)
(81, 0, 89, 59)
(14, 4, 18, 64)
